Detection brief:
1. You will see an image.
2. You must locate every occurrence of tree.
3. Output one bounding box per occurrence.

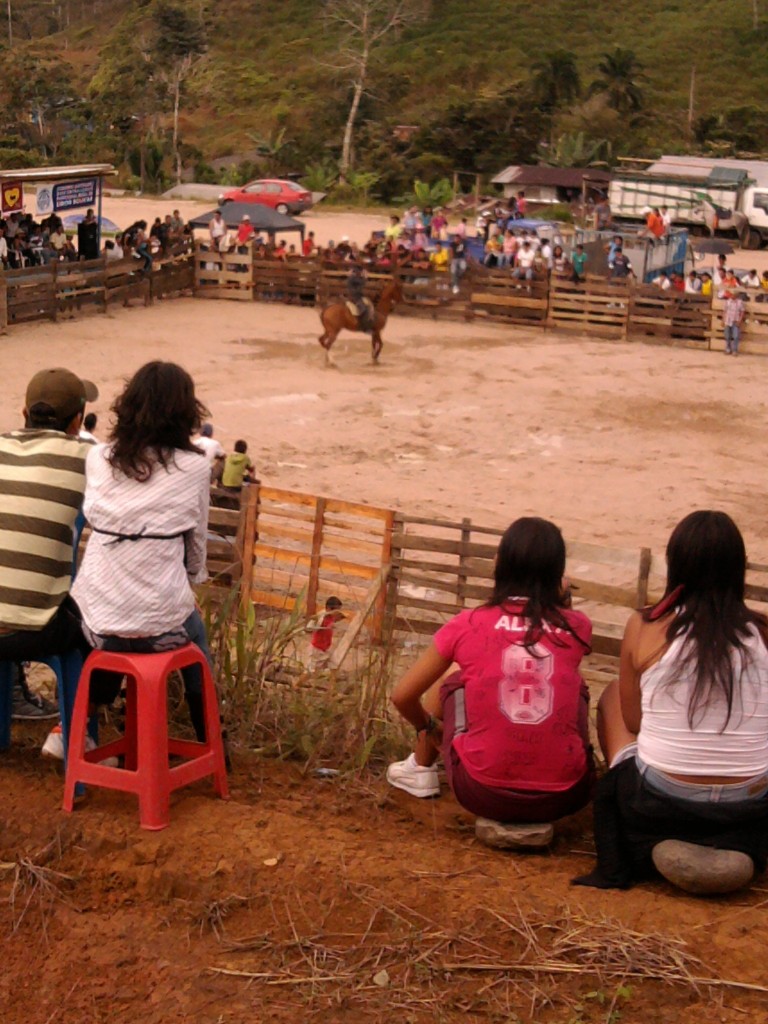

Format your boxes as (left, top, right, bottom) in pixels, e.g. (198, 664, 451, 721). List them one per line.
(323, 0, 430, 180)
(589, 48, 646, 115)
(537, 131, 611, 168)
(151, 0, 207, 184)
(0, 52, 76, 155)
(531, 50, 581, 110)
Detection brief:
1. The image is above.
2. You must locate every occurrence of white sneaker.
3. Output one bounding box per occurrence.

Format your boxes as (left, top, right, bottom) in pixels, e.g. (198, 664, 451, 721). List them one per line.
(42, 725, 118, 767)
(386, 752, 440, 798)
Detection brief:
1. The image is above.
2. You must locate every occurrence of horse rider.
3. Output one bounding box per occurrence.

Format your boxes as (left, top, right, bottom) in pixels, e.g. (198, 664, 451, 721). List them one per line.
(346, 263, 371, 331)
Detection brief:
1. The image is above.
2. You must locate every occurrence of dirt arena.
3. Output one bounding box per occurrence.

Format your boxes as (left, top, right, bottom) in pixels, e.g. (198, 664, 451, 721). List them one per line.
(2, 203, 768, 1023)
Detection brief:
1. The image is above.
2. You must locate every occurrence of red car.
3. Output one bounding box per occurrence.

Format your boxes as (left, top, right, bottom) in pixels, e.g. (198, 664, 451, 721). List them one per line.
(218, 178, 313, 216)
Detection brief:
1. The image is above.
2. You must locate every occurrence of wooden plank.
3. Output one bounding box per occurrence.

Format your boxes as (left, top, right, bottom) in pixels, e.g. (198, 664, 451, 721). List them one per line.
(306, 497, 326, 617)
(239, 486, 259, 616)
(330, 566, 390, 670)
(251, 590, 296, 611)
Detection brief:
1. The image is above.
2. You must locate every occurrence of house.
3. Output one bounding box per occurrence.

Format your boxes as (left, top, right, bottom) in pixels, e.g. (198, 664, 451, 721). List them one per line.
(491, 165, 612, 205)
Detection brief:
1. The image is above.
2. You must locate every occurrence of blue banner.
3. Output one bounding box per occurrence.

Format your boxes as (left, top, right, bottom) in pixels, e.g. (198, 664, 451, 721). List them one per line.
(37, 178, 98, 214)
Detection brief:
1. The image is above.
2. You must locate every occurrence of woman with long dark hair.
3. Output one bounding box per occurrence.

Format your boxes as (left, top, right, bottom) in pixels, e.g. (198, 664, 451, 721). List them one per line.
(583, 510, 768, 892)
(387, 517, 594, 825)
(71, 361, 213, 739)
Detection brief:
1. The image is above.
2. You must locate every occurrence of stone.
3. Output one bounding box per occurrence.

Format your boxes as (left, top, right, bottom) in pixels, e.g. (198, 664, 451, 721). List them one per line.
(652, 840, 754, 895)
(475, 818, 554, 850)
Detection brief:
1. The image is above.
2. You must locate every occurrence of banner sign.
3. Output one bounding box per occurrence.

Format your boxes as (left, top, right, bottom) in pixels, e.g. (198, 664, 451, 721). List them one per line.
(1, 182, 23, 213)
(36, 177, 98, 215)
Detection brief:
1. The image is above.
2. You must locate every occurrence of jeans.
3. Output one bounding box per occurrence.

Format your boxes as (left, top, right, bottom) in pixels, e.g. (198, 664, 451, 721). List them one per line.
(636, 755, 768, 804)
(725, 324, 741, 352)
(450, 258, 467, 288)
(87, 608, 212, 696)
(512, 266, 533, 281)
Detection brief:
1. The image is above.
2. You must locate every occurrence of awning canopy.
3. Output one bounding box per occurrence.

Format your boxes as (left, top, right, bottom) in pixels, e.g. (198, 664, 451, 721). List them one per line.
(0, 163, 117, 183)
(190, 202, 305, 239)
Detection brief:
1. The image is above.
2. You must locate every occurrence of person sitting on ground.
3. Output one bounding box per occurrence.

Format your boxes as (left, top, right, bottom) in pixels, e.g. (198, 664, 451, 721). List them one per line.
(387, 517, 594, 826)
(70, 361, 215, 744)
(579, 511, 768, 893)
(221, 439, 256, 493)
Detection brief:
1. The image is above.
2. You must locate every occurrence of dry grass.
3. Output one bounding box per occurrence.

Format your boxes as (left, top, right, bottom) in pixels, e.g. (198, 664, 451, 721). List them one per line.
(203, 875, 768, 1021)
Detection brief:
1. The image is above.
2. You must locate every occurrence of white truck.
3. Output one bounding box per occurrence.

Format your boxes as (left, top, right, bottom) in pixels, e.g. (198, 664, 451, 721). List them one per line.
(609, 156, 768, 249)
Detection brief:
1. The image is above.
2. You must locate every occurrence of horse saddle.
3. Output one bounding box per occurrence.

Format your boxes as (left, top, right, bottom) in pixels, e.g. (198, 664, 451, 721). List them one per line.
(345, 296, 374, 329)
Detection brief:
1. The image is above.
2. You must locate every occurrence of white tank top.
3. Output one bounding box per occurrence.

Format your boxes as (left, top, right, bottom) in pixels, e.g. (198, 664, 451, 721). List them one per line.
(637, 627, 768, 777)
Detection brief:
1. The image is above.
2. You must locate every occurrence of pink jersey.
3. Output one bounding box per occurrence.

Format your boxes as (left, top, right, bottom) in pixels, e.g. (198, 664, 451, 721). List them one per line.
(434, 603, 592, 791)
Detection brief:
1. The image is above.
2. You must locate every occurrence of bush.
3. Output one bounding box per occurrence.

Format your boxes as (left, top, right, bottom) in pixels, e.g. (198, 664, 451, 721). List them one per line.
(200, 585, 406, 771)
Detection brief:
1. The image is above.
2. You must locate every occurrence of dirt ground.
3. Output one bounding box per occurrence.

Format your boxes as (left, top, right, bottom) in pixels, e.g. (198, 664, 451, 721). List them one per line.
(3, 204, 768, 1022)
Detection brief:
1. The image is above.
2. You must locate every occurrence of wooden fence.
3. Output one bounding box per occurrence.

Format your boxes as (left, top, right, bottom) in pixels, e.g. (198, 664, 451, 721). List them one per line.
(5, 246, 768, 358)
(190, 245, 768, 356)
(204, 486, 768, 672)
(0, 254, 194, 331)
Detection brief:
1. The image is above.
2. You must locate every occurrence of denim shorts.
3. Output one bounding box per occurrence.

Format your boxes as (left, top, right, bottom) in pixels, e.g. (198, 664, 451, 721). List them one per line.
(611, 744, 768, 803)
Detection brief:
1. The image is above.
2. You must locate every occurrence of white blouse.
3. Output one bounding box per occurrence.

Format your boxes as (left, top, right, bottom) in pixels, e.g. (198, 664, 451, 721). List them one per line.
(637, 628, 768, 777)
(72, 444, 210, 637)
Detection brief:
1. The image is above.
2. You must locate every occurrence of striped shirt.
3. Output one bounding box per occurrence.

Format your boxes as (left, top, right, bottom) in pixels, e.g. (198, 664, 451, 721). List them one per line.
(71, 444, 210, 637)
(0, 429, 89, 631)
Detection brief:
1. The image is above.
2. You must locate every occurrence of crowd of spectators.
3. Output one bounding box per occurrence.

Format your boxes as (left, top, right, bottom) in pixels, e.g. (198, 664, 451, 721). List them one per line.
(0, 206, 194, 271)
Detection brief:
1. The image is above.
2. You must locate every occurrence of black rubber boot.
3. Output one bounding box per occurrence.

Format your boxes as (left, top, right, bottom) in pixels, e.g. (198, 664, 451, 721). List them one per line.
(185, 690, 207, 743)
(185, 691, 232, 771)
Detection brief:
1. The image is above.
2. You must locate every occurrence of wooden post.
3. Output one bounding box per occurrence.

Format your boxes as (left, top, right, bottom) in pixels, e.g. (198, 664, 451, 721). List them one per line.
(0, 269, 7, 334)
(238, 485, 259, 617)
(373, 508, 395, 641)
(474, 173, 481, 213)
(383, 512, 404, 640)
(306, 496, 326, 617)
(636, 547, 652, 607)
(330, 565, 391, 672)
(51, 261, 58, 322)
(456, 517, 471, 608)
(452, 171, 459, 205)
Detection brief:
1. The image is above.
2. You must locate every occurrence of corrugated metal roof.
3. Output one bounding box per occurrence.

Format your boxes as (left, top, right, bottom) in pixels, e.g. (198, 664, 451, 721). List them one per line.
(492, 165, 611, 187)
(0, 164, 116, 183)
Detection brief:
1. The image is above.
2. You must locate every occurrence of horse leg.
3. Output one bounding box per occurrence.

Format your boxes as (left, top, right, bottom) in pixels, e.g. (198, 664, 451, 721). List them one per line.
(324, 330, 339, 367)
(372, 331, 383, 364)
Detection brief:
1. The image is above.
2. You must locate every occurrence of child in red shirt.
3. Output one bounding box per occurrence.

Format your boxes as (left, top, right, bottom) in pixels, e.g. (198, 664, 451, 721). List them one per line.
(308, 596, 344, 669)
(387, 517, 594, 824)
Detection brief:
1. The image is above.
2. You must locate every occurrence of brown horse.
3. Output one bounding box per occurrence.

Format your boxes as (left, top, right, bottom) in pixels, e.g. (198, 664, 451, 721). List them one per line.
(318, 279, 402, 365)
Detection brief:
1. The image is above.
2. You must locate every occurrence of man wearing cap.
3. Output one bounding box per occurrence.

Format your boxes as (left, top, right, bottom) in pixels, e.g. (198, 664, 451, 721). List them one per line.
(0, 368, 97, 669)
(236, 215, 254, 246)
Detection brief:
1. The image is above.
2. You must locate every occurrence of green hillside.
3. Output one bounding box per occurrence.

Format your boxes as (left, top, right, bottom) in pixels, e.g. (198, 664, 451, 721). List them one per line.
(2, 0, 768, 198)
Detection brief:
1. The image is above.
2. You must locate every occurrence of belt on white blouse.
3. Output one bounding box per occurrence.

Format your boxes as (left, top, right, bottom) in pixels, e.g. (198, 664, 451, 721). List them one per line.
(90, 524, 188, 545)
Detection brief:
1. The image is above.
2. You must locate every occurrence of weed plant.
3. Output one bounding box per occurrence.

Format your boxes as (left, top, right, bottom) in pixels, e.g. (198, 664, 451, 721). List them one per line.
(200, 584, 410, 774)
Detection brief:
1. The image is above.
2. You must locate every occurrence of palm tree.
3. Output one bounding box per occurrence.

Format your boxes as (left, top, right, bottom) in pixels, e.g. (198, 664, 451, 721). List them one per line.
(531, 50, 581, 110)
(589, 47, 646, 115)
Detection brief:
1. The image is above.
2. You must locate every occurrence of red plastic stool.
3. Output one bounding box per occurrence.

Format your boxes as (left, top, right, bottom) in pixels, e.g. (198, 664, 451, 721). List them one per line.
(63, 644, 229, 830)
